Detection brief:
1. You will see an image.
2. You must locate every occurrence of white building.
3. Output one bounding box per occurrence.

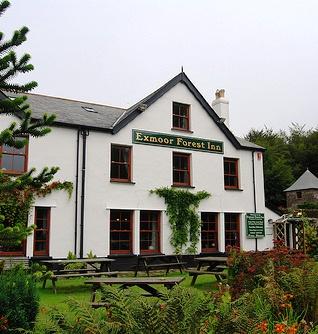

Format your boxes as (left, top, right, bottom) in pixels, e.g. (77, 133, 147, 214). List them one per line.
(0, 72, 276, 259)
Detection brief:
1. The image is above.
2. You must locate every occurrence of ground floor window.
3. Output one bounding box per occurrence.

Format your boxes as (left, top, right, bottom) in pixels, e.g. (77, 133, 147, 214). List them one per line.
(140, 210, 160, 254)
(33, 207, 50, 256)
(201, 212, 218, 252)
(110, 210, 133, 254)
(0, 241, 26, 256)
(224, 213, 240, 248)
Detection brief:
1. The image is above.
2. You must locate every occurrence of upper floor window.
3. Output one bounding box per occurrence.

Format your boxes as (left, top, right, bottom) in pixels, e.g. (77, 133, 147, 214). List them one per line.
(224, 158, 239, 189)
(172, 102, 190, 131)
(173, 152, 191, 186)
(296, 191, 302, 199)
(0, 137, 28, 174)
(110, 144, 131, 182)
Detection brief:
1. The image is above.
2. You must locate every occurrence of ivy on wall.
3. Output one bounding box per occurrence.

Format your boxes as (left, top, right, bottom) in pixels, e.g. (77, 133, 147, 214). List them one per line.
(0, 177, 73, 247)
(150, 187, 210, 254)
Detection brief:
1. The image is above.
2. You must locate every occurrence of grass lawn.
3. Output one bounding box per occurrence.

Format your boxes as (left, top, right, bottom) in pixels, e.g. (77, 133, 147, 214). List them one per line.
(38, 270, 220, 310)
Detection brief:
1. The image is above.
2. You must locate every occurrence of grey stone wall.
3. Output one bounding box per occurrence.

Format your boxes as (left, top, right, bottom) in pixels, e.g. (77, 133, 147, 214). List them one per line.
(286, 189, 318, 208)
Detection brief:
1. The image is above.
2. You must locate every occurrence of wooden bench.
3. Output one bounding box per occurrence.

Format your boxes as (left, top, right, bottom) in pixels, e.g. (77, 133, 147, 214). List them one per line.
(186, 269, 227, 285)
(85, 276, 185, 302)
(43, 271, 119, 293)
(134, 254, 187, 276)
(0, 257, 30, 270)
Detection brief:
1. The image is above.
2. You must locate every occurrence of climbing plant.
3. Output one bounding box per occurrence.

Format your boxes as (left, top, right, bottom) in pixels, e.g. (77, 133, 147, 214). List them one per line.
(150, 187, 210, 254)
(0, 170, 73, 247)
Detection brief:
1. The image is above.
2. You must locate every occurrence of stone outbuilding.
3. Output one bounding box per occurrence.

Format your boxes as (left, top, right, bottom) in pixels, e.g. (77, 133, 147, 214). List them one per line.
(284, 169, 318, 209)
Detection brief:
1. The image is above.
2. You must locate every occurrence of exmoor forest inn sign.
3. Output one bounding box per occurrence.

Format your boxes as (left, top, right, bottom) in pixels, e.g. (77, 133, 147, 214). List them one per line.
(132, 129, 224, 154)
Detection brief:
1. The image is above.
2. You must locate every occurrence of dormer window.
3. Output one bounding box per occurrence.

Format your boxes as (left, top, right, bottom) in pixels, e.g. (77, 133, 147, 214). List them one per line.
(172, 102, 190, 131)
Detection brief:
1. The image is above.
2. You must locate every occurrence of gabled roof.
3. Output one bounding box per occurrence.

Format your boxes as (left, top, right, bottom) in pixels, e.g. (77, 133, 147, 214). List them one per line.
(0, 72, 264, 151)
(284, 169, 318, 192)
(112, 72, 264, 151)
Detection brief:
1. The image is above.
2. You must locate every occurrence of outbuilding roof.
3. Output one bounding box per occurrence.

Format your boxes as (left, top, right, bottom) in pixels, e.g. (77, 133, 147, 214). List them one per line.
(1, 72, 264, 151)
(284, 169, 318, 192)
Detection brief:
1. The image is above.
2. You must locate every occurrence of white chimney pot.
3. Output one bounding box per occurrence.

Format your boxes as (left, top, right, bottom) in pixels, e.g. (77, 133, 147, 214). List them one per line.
(212, 89, 229, 128)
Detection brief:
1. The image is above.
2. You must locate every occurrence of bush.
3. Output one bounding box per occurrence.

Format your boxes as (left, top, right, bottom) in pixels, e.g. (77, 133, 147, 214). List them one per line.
(227, 245, 309, 299)
(0, 266, 39, 332)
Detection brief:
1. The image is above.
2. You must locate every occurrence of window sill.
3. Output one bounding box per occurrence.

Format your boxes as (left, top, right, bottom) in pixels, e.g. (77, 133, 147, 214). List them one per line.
(110, 179, 136, 185)
(171, 184, 195, 189)
(171, 127, 193, 134)
(224, 188, 243, 191)
(0, 170, 25, 176)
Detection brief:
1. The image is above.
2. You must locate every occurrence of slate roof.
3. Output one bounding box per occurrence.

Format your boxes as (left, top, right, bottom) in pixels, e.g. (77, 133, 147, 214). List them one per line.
(284, 169, 318, 192)
(1, 72, 264, 151)
(6, 92, 126, 131)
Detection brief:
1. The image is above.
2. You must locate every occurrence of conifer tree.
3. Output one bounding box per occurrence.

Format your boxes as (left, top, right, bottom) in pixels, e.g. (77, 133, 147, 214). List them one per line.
(0, 0, 72, 247)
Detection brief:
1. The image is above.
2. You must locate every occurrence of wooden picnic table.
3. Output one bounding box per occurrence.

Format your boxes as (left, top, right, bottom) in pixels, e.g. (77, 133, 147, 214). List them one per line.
(186, 256, 228, 286)
(39, 258, 118, 293)
(134, 254, 186, 276)
(85, 276, 185, 302)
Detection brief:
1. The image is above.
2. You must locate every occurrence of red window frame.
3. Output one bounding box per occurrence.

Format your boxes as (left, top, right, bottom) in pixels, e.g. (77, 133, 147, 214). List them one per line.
(173, 152, 191, 186)
(172, 102, 190, 131)
(140, 210, 161, 254)
(0, 240, 26, 256)
(224, 213, 240, 248)
(33, 207, 51, 256)
(0, 136, 28, 175)
(201, 212, 218, 253)
(224, 158, 239, 189)
(110, 210, 133, 254)
(110, 145, 132, 182)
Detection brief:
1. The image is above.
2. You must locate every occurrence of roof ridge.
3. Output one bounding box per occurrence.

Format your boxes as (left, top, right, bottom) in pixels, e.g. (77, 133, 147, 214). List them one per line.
(13, 92, 126, 111)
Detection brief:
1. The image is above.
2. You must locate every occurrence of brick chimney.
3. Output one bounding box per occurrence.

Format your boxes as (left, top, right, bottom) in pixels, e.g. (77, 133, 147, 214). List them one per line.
(212, 89, 229, 128)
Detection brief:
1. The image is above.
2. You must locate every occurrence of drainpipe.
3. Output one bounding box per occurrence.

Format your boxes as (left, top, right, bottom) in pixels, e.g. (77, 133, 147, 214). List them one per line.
(79, 129, 89, 258)
(251, 150, 258, 250)
(74, 128, 80, 255)
(252, 150, 257, 213)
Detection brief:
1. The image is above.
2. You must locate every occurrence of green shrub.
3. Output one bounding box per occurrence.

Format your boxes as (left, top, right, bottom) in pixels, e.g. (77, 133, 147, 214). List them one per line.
(0, 266, 39, 332)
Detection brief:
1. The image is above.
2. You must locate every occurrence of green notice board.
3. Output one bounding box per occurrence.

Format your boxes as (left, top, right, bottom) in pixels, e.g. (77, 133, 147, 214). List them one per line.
(246, 213, 265, 238)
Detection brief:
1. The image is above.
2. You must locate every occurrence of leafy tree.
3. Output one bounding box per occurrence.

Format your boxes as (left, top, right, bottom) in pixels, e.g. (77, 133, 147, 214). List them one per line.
(246, 124, 318, 209)
(0, 0, 71, 248)
(288, 123, 318, 178)
(245, 127, 293, 208)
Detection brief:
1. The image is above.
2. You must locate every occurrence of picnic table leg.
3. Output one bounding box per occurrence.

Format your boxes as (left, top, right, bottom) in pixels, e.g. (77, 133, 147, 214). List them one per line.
(143, 259, 150, 277)
(91, 284, 99, 303)
(137, 284, 162, 297)
(190, 274, 198, 286)
(191, 262, 203, 286)
(52, 278, 57, 294)
(177, 256, 183, 274)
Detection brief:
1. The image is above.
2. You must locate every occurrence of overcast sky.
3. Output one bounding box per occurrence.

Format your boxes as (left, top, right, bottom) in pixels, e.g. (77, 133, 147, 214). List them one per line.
(3, 0, 318, 136)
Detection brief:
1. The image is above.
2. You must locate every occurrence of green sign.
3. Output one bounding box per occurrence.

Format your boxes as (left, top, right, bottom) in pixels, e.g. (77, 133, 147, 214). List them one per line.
(132, 129, 224, 154)
(246, 213, 265, 238)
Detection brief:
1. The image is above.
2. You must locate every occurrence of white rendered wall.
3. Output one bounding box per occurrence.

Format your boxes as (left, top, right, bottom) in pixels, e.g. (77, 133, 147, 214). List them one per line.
(1, 82, 272, 257)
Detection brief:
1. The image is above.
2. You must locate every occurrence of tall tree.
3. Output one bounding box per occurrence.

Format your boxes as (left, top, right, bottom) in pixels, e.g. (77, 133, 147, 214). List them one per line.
(245, 127, 294, 209)
(287, 123, 318, 178)
(0, 0, 71, 248)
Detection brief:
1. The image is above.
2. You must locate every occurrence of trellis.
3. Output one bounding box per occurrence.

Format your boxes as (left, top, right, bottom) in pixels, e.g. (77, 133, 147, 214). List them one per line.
(273, 214, 305, 252)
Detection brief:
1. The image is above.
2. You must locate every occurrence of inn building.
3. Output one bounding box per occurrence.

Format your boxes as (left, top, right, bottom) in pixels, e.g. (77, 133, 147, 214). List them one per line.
(0, 72, 278, 259)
